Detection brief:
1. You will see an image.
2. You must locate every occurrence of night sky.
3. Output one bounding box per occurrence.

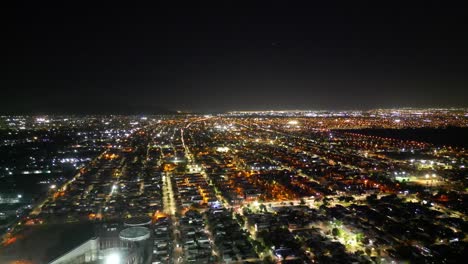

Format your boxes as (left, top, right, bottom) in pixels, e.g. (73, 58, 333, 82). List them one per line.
(3, 2, 468, 114)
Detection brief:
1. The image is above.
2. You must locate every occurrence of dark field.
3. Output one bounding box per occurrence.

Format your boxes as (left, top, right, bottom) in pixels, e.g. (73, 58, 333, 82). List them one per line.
(339, 127, 468, 148)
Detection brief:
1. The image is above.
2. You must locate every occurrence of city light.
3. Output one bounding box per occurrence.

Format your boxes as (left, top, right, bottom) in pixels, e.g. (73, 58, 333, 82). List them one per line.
(104, 253, 121, 264)
(1, 0, 467, 261)
(0, 111, 466, 263)
(216, 146, 230, 152)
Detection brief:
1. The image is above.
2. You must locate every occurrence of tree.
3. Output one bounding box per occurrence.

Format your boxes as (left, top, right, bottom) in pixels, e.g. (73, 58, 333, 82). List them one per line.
(365, 248, 372, 256)
(366, 194, 378, 204)
(356, 233, 364, 243)
(300, 198, 306, 205)
(362, 237, 370, 245)
(243, 207, 251, 215)
(332, 227, 341, 237)
(235, 214, 245, 226)
(263, 255, 275, 264)
(175, 162, 187, 173)
(322, 197, 332, 207)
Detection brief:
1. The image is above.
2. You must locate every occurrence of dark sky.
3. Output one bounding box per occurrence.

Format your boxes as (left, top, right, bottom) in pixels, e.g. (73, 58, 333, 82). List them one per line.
(3, 1, 468, 113)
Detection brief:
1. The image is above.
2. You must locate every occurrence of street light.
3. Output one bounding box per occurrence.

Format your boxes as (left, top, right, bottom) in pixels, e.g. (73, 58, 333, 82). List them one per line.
(111, 184, 118, 194)
(105, 253, 121, 264)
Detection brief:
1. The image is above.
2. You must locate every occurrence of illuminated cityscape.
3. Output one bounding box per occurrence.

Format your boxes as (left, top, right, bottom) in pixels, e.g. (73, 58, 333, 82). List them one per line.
(0, 110, 466, 263)
(3, 2, 468, 264)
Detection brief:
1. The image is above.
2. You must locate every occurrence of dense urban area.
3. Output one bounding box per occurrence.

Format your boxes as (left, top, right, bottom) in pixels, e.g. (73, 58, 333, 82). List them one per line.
(0, 108, 467, 264)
